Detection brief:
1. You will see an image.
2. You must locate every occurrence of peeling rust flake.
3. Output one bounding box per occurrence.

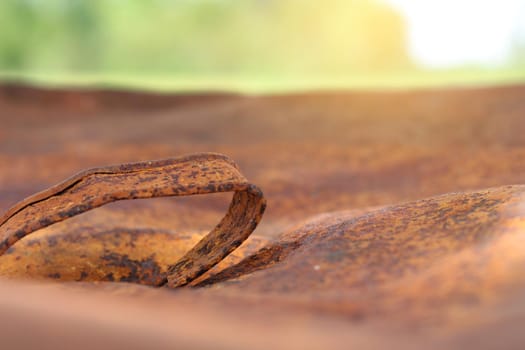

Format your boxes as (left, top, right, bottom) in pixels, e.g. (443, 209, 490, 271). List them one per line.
(0, 153, 266, 288)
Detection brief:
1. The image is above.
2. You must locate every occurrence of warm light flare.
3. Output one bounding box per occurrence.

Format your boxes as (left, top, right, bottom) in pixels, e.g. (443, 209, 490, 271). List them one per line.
(385, 0, 525, 68)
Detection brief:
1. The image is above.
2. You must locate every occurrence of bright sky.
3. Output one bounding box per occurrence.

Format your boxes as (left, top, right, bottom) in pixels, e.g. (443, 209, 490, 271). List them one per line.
(384, 0, 525, 68)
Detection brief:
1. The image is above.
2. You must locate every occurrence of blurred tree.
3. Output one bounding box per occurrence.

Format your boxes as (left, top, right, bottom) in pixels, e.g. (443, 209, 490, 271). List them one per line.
(0, 0, 411, 78)
(0, 1, 39, 69)
(63, 0, 103, 71)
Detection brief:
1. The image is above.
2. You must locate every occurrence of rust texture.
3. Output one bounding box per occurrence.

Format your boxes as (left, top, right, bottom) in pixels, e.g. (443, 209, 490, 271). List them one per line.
(1, 83, 525, 349)
(0, 153, 266, 287)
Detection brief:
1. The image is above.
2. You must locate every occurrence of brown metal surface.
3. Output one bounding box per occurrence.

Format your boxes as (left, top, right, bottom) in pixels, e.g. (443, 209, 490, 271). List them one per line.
(1, 83, 525, 349)
(0, 153, 266, 287)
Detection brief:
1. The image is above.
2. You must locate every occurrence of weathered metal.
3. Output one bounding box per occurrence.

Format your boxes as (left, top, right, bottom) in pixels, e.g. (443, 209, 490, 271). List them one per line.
(0, 153, 266, 287)
(1, 83, 525, 349)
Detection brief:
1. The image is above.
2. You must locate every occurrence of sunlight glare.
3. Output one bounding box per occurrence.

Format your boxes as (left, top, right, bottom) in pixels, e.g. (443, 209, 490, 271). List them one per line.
(384, 0, 525, 68)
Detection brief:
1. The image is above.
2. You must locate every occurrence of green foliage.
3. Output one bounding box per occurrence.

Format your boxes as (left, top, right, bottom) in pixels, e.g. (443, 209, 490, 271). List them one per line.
(0, 0, 523, 90)
(0, 0, 411, 75)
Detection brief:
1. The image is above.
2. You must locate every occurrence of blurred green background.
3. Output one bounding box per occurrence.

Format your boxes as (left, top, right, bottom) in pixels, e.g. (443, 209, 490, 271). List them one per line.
(1, 0, 524, 92)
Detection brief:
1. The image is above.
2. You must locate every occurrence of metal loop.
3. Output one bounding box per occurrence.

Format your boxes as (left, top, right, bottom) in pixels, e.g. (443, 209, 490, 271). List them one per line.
(0, 153, 266, 288)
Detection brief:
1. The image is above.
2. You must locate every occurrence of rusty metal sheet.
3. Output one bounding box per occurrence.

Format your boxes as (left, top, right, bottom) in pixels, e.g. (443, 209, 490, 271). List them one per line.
(0, 83, 525, 349)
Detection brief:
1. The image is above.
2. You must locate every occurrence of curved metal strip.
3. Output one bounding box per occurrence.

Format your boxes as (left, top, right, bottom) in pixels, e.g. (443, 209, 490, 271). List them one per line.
(0, 153, 266, 288)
